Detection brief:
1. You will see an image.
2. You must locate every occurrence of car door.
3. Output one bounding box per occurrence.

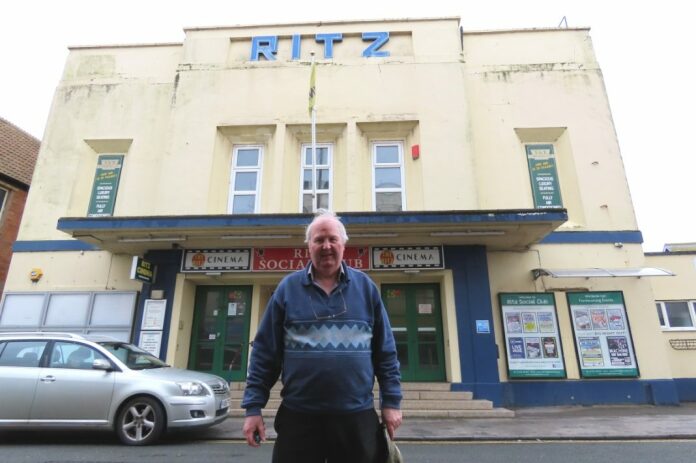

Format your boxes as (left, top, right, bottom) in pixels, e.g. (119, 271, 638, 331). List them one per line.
(29, 341, 115, 423)
(0, 340, 47, 421)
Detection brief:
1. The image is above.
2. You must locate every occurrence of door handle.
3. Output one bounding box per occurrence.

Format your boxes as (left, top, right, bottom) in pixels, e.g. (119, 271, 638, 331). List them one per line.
(40, 375, 56, 383)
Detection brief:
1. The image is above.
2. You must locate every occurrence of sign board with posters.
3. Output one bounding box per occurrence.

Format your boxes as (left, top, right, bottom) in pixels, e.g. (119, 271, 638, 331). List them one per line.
(372, 246, 444, 270)
(252, 246, 369, 271)
(499, 293, 566, 378)
(87, 154, 124, 217)
(567, 291, 638, 378)
(525, 144, 562, 209)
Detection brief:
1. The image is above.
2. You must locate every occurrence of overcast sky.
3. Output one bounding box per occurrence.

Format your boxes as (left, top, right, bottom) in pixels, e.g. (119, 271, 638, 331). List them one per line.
(1, 0, 692, 251)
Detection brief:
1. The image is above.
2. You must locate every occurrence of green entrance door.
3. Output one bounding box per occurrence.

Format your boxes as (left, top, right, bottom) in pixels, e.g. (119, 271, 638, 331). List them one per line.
(381, 283, 446, 381)
(189, 286, 252, 381)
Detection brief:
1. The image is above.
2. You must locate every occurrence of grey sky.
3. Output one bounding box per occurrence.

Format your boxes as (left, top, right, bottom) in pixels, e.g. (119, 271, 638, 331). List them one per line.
(1, 0, 692, 251)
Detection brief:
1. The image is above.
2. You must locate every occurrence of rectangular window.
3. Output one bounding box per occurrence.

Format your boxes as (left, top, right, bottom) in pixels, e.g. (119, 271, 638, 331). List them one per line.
(300, 143, 332, 213)
(525, 144, 562, 209)
(656, 301, 696, 329)
(228, 146, 263, 214)
(0, 292, 137, 340)
(373, 142, 405, 212)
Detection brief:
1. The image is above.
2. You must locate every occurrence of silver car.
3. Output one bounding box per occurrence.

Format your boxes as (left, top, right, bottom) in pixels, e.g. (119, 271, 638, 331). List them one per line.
(0, 332, 230, 445)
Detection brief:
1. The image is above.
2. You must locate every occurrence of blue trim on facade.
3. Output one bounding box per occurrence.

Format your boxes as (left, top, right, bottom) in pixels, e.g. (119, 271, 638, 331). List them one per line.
(445, 245, 503, 406)
(132, 249, 182, 361)
(12, 240, 100, 252)
(56, 209, 568, 232)
(674, 378, 696, 402)
(540, 230, 643, 244)
(498, 379, 680, 407)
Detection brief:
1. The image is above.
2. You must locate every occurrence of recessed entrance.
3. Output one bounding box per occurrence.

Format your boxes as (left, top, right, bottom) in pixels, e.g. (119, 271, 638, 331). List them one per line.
(381, 283, 446, 381)
(189, 286, 252, 381)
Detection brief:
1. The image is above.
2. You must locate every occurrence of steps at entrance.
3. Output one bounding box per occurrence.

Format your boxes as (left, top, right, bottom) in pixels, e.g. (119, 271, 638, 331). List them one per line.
(228, 382, 514, 419)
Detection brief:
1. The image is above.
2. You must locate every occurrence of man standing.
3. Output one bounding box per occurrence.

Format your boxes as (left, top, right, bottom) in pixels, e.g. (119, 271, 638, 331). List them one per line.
(242, 210, 402, 462)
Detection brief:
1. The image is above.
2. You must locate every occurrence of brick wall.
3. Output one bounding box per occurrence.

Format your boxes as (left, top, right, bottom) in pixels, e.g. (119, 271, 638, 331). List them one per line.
(0, 187, 28, 295)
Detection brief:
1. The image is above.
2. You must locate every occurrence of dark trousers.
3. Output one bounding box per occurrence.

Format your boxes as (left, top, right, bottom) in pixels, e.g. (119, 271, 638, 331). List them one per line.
(272, 404, 385, 463)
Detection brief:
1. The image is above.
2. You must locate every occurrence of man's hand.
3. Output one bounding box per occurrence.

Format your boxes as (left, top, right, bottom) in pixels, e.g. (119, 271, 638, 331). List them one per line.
(242, 415, 266, 447)
(381, 407, 402, 440)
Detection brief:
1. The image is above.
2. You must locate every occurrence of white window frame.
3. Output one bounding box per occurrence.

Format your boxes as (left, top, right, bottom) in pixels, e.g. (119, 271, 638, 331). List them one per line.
(656, 300, 696, 330)
(228, 145, 263, 214)
(372, 141, 406, 212)
(299, 143, 333, 213)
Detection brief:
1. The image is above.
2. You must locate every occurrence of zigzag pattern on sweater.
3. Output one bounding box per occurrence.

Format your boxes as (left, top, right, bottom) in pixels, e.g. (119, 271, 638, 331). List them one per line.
(284, 323, 372, 350)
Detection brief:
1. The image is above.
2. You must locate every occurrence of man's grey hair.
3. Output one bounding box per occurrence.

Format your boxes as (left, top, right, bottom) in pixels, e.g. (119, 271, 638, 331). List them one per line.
(305, 209, 349, 243)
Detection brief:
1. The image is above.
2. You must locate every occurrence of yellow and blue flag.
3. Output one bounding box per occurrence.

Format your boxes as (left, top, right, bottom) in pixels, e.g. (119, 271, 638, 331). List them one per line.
(308, 60, 316, 116)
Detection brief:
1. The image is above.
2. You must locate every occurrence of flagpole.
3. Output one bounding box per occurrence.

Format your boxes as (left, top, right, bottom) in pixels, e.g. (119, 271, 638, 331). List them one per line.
(310, 52, 317, 212)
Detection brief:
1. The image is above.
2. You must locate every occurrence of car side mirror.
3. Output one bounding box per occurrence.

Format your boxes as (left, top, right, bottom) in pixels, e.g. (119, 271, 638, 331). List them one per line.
(93, 358, 113, 371)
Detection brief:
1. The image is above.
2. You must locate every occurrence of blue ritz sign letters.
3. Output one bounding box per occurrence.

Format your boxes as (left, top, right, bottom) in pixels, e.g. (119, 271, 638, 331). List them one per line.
(250, 32, 390, 60)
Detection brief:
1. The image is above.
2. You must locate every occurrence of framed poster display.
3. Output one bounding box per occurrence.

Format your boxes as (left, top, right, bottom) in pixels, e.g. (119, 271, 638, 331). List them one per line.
(141, 299, 166, 330)
(138, 331, 163, 357)
(499, 293, 566, 378)
(566, 291, 639, 378)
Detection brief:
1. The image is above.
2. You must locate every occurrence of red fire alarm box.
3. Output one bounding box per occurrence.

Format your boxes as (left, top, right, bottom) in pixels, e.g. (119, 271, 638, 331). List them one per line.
(411, 144, 420, 160)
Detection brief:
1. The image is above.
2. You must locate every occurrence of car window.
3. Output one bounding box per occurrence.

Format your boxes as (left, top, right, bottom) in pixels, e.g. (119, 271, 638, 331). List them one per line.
(0, 340, 48, 367)
(99, 342, 168, 369)
(49, 341, 108, 370)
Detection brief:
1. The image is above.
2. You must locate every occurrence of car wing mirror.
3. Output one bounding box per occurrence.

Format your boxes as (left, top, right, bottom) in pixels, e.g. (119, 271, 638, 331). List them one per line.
(93, 358, 113, 371)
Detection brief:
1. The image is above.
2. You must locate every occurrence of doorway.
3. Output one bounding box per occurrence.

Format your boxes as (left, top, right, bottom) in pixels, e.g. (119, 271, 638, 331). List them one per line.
(381, 283, 446, 381)
(189, 286, 252, 381)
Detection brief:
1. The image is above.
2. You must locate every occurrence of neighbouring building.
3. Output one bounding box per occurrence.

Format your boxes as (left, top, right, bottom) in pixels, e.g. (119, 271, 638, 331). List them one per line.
(1, 17, 692, 408)
(0, 117, 39, 296)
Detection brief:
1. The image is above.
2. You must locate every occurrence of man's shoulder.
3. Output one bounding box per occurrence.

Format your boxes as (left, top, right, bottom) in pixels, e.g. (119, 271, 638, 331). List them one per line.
(345, 265, 377, 287)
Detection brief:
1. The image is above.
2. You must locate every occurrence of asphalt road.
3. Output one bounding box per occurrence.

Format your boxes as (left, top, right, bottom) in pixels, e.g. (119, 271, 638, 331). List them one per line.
(1, 432, 696, 463)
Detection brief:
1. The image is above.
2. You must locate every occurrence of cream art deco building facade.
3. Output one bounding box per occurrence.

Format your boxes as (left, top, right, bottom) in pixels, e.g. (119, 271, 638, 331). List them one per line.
(1, 17, 691, 407)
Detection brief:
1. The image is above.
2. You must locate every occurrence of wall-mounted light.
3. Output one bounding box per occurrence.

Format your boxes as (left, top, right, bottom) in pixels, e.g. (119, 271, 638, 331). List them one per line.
(221, 234, 292, 240)
(429, 230, 505, 237)
(118, 236, 186, 242)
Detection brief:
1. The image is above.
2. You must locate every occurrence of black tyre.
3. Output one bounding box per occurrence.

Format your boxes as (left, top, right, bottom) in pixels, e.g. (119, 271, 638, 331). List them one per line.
(115, 396, 165, 445)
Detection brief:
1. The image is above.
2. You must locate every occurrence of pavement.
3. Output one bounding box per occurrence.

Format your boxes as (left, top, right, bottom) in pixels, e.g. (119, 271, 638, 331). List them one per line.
(199, 403, 696, 441)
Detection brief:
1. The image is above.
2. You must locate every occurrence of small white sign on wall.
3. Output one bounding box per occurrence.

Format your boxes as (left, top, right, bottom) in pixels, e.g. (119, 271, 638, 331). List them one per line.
(139, 331, 163, 357)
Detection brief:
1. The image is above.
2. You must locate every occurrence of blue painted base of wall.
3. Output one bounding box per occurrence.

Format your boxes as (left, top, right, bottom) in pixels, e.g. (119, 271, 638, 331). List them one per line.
(674, 378, 696, 402)
(459, 379, 681, 407)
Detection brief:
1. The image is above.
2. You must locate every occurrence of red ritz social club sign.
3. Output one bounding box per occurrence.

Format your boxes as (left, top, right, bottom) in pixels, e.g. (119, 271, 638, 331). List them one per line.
(253, 247, 369, 271)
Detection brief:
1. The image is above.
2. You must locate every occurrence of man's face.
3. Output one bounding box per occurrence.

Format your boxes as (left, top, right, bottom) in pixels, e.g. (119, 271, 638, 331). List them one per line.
(308, 217, 345, 278)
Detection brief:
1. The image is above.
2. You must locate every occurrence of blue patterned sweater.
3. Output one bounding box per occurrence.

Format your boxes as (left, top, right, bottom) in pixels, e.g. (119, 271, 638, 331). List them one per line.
(242, 263, 402, 415)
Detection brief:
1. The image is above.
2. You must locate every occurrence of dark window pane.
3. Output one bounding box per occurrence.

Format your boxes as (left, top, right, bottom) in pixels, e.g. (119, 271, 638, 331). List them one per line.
(316, 169, 330, 189)
(656, 304, 665, 326)
(195, 346, 214, 371)
(665, 301, 693, 327)
(303, 170, 312, 190)
(302, 194, 313, 213)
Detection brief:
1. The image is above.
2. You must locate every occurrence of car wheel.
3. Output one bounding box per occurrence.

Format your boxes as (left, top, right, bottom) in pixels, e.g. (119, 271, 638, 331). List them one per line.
(115, 396, 165, 445)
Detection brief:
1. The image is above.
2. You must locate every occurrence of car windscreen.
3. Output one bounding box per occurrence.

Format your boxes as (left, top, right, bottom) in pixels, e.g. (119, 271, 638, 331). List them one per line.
(98, 342, 168, 370)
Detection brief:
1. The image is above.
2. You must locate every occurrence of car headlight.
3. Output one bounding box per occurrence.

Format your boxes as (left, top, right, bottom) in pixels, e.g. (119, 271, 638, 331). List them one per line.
(177, 381, 209, 396)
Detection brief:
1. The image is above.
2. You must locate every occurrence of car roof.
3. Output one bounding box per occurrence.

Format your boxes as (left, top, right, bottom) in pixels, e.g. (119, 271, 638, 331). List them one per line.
(0, 331, 86, 340)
